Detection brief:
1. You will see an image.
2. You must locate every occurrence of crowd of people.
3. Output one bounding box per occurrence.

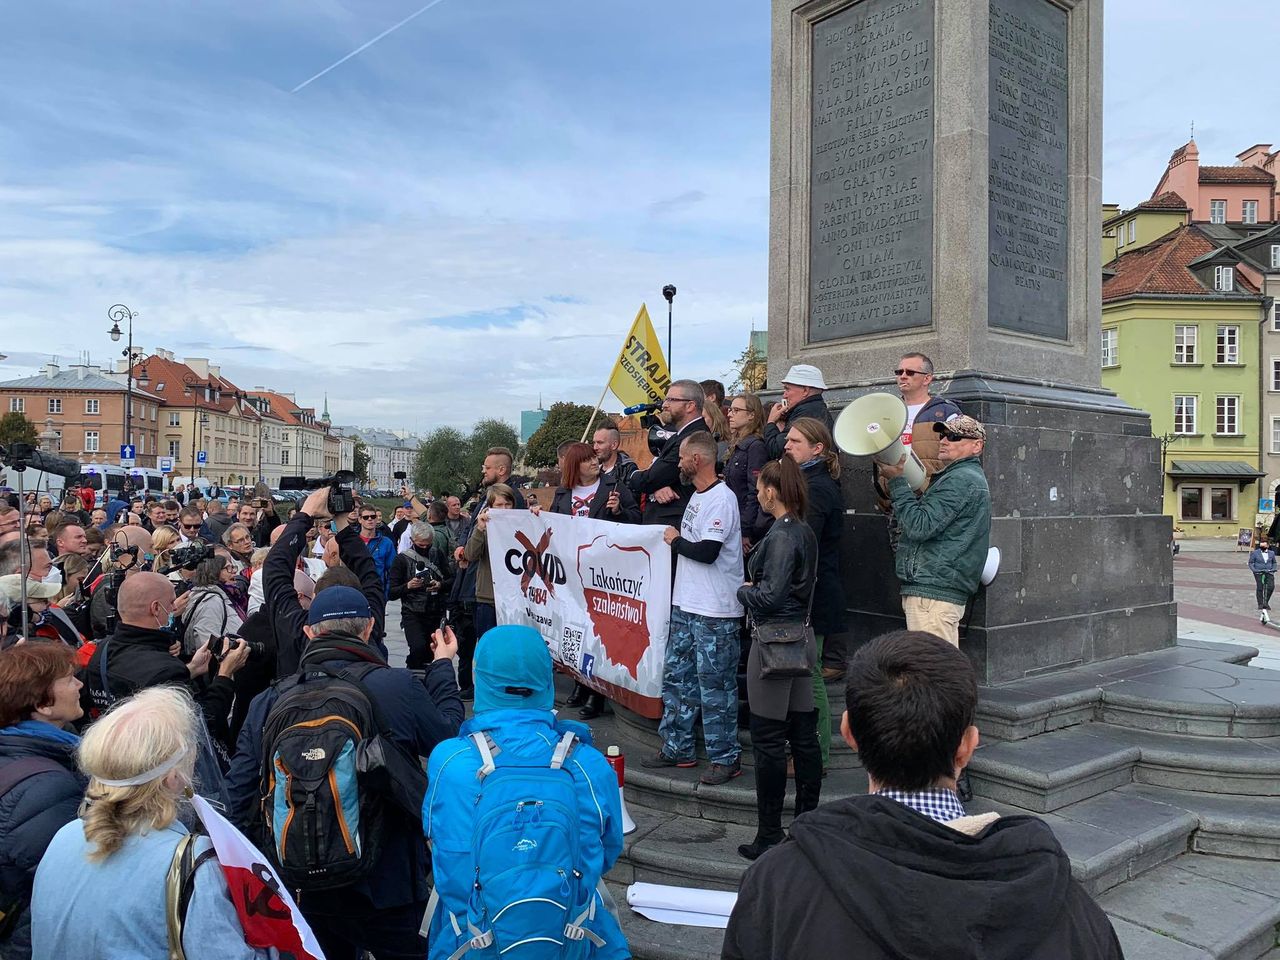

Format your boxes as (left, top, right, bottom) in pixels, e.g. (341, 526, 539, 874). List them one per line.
(0, 353, 1129, 959)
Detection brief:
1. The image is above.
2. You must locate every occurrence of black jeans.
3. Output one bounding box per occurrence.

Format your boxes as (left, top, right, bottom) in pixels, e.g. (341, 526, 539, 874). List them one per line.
(749, 709, 822, 846)
(305, 896, 428, 960)
(401, 607, 437, 671)
(1255, 571, 1275, 610)
(473, 602, 497, 640)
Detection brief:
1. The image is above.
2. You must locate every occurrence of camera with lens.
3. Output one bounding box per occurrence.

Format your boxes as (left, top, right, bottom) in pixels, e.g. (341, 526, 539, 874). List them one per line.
(279, 469, 358, 516)
(208, 633, 266, 663)
(166, 541, 213, 573)
(413, 559, 444, 592)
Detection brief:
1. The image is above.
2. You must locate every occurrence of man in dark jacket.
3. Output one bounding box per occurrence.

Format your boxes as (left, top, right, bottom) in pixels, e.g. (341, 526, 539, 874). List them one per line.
(226, 585, 464, 960)
(627, 379, 707, 526)
(593, 424, 638, 487)
(388, 520, 454, 671)
(723, 631, 1123, 960)
(762, 364, 833, 460)
(879, 415, 991, 647)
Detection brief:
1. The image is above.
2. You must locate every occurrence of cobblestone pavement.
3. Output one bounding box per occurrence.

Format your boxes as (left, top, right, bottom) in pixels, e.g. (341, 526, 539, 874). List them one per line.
(1175, 538, 1280, 671)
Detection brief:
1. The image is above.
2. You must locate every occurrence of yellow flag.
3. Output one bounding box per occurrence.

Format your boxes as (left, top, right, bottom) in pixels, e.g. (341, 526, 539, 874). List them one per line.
(608, 304, 672, 408)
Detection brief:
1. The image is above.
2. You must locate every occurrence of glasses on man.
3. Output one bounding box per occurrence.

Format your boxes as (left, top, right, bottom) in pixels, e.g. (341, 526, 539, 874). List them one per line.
(939, 432, 969, 443)
(360, 514, 378, 521)
(663, 396, 695, 405)
(894, 368, 927, 377)
(181, 522, 203, 531)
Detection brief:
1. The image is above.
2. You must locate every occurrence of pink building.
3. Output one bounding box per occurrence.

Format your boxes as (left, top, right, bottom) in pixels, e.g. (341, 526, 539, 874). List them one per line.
(1150, 140, 1277, 225)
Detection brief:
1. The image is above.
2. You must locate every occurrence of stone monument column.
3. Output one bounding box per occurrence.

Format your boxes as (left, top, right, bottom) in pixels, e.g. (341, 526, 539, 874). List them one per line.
(769, 0, 1177, 682)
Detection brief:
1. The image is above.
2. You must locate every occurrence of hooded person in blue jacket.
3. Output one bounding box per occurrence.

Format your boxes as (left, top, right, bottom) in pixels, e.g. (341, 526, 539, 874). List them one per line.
(424, 625, 628, 960)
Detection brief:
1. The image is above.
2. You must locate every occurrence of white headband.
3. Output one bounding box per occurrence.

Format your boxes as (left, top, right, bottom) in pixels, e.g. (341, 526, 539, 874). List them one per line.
(94, 745, 191, 788)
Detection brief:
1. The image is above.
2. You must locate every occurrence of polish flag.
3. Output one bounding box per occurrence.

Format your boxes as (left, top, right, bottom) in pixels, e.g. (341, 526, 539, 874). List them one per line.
(192, 795, 325, 960)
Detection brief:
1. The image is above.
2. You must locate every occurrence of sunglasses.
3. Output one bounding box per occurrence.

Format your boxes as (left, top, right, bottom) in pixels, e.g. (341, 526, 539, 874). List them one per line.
(939, 432, 970, 442)
(181, 523, 203, 531)
(894, 368, 928, 377)
(360, 515, 378, 521)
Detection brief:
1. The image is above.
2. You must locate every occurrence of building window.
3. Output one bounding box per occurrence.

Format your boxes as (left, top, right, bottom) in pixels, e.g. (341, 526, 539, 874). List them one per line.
(85, 399, 99, 414)
(169, 412, 181, 426)
(1214, 265, 1235, 292)
(1243, 200, 1258, 225)
(84, 431, 99, 453)
(1180, 487, 1202, 521)
(1272, 244, 1280, 269)
(1216, 395, 1241, 435)
(1272, 358, 1280, 391)
(1210, 200, 1227, 224)
(1173, 395, 1198, 434)
(1101, 328, 1118, 367)
(1271, 417, 1280, 454)
(169, 440, 181, 458)
(1216, 324, 1240, 364)
(1210, 486, 1233, 521)
(1128, 220, 1136, 244)
(47, 398, 61, 413)
(281, 449, 289, 466)
(8, 398, 23, 413)
(1174, 325, 1198, 363)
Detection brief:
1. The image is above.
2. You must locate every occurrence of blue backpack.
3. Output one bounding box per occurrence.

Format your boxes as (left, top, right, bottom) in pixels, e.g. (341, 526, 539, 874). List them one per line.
(425, 729, 611, 959)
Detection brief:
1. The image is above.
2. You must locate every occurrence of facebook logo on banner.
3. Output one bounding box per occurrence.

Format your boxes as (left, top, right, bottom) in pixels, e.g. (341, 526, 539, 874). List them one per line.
(581, 652, 595, 680)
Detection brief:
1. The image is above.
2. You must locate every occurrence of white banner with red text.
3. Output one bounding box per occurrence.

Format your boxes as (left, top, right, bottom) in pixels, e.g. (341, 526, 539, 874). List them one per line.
(487, 510, 671, 719)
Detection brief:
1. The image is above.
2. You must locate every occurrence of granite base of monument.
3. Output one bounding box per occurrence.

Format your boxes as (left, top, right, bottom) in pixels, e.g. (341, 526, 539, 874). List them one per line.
(829, 372, 1177, 685)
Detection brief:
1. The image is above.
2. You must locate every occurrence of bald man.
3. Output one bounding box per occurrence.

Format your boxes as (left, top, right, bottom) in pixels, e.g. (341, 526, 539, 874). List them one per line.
(81, 571, 248, 744)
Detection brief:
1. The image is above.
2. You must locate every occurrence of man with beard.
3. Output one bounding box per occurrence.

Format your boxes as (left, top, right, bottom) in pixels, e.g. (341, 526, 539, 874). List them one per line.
(627, 379, 707, 526)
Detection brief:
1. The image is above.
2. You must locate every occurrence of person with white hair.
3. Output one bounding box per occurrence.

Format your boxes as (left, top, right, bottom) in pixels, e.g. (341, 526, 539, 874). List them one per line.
(29, 687, 270, 959)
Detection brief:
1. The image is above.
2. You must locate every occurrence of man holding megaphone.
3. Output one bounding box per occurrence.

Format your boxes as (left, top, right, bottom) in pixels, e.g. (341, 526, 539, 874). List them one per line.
(878, 416, 991, 647)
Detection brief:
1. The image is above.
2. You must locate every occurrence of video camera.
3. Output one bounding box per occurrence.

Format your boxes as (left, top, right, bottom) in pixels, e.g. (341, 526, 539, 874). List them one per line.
(109, 543, 153, 573)
(164, 541, 213, 573)
(279, 470, 358, 516)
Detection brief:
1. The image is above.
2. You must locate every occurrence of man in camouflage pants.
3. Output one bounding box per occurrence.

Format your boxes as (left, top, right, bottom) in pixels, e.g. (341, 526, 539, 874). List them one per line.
(642, 431, 745, 785)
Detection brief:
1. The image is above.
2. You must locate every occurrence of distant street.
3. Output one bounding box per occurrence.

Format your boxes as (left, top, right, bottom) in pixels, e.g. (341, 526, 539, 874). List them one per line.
(1175, 539, 1280, 671)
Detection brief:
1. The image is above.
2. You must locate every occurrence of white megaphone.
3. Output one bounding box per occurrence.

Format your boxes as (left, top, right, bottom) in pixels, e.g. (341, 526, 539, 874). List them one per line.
(834, 393, 928, 492)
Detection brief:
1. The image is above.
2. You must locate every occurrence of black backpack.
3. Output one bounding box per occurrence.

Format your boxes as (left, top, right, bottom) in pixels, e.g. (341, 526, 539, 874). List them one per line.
(258, 660, 426, 892)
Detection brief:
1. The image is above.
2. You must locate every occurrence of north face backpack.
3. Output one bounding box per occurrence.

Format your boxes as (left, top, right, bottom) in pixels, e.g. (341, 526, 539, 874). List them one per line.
(258, 660, 420, 891)
(426, 730, 611, 959)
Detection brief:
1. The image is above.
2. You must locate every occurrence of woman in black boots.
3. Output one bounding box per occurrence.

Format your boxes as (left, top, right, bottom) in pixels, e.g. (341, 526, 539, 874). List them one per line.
(736, 456, 822, 860)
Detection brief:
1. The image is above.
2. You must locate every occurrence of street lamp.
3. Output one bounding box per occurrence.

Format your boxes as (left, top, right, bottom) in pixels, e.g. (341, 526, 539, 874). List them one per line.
(183, 373, 218, 482)
(107, 304, 148, 461)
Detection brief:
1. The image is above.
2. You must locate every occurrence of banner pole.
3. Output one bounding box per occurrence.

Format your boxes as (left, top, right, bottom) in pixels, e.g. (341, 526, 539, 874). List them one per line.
(580, 382, 610, 442)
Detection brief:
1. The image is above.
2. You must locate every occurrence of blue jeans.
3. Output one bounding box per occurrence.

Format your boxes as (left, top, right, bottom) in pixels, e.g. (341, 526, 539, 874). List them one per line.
(659, 607, 741, 765)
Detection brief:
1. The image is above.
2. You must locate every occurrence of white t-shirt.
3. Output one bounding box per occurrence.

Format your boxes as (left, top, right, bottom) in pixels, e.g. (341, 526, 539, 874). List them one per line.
(672, 481, 744, 619)
(902, 401, 926, 445)
(570, 481, 600, 517)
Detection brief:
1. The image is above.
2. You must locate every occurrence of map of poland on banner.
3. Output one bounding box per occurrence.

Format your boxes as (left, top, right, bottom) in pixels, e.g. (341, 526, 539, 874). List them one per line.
(487, 510, 671, 719)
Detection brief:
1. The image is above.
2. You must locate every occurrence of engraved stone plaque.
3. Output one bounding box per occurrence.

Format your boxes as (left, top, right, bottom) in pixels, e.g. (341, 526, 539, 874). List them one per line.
(808, 0, 934, 343)
(987, 0, 1069, 339)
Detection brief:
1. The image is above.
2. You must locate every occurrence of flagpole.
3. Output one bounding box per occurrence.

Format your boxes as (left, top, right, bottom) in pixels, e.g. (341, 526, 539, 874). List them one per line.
(580, 382, 610, 443)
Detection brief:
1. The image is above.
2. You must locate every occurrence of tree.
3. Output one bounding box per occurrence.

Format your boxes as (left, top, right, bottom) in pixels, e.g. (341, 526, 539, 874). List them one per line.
(414, 427, 471, 496)
(524, 402, 613, 469)
(0, 412, 38, 449)
(728, 341, 767, 394)
(351, 438, 370, 484)
(465, 418, 522, 481)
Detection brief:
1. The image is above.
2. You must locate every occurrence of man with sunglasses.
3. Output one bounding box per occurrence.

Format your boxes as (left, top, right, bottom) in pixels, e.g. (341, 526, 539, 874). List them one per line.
(878, 415, 991, 647)
(176, 505, 212, 545)
(627, 378, 708, 525)
(358, 504, 397, 598)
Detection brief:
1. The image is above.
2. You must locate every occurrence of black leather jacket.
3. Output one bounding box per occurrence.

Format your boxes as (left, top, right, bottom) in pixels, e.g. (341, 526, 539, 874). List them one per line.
(737, 514, 817, 624)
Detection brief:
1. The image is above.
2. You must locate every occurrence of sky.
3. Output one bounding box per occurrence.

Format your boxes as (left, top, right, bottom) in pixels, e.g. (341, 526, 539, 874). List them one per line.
(0, 0, 1273, 433)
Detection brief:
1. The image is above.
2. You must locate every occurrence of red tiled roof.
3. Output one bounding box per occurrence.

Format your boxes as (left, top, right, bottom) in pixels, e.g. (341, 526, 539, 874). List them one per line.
(131, 355, 260, 419)
(1136, 191, 1188, 210)
(1102, 225, 1258, 300)
(1199, 165, 1275, 184)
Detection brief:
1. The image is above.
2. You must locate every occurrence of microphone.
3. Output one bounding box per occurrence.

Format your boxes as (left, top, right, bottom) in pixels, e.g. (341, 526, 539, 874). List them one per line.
(623, 401, 662, 415)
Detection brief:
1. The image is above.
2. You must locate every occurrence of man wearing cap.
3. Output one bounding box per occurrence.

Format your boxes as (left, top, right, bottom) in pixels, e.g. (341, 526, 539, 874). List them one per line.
(878, 415, 991, 646)
(763, 364, 834, 460)
(227, 584, 464, 960)
(424, 623, 628, 960)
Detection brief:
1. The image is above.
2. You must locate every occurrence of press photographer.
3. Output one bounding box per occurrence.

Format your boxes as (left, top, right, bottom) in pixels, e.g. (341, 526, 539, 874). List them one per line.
(388, 520, 454, 672)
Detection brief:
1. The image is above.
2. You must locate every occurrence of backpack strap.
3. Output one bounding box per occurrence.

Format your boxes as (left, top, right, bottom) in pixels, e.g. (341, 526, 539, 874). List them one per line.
(164, 833, 216, 960)
(549, 730, 577, 770)
(0, 757, 64, 800)
(469, 732, 501, 780)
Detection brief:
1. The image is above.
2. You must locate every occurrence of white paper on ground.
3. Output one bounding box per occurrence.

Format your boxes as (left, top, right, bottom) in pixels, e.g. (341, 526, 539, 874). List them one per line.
(626, 882, 737, 928)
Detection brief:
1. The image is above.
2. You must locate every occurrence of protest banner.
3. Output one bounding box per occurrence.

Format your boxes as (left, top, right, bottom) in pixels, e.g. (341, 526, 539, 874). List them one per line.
(488, 510, 671, 718)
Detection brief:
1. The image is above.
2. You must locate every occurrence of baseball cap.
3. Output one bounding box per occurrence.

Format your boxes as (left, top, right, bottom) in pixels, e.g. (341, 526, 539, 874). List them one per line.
(934, 414, 987, 441)
(473, 625, 554, 714)
(306, 585, 370, 626)
(781, 364, 828, 390)
(0, 575, 61, 602)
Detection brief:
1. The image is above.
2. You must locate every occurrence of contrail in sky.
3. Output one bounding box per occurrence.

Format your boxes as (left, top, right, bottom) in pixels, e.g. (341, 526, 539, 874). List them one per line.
(291, 0, 449, 94)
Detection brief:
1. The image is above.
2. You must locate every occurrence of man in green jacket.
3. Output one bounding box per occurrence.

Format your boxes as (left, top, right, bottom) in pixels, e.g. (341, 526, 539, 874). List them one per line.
(878, 415, 991, 646)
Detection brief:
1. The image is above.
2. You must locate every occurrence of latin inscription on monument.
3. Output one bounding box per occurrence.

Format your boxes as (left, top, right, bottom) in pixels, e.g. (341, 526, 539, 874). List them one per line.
(987, 0, 1069, 339)
(808, 0, 933, 343)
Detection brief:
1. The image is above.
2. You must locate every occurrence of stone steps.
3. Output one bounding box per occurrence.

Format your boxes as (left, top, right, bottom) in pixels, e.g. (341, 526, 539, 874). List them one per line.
(1115, 784, 1280, 862)
(967, 723, 1280, 811)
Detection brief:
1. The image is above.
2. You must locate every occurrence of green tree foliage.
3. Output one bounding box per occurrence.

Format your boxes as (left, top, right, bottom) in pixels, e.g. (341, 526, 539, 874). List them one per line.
(351, 438, 371, 484)
(0, 412, 38, 448)
(728, 342, 767, 394)
(524, 402, 613, 469)
(412, 419, 520, 497)
(465, 418, 522, 483)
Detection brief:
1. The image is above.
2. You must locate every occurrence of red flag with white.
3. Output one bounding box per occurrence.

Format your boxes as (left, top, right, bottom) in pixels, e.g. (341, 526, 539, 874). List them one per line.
(191, 794, 326, 960)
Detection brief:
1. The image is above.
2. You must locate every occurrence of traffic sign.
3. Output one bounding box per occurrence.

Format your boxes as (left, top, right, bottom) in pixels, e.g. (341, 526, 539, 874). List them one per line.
(159, 457, 174, 473)
(119, 443, 136, 467)
(197, 451, 208, 465)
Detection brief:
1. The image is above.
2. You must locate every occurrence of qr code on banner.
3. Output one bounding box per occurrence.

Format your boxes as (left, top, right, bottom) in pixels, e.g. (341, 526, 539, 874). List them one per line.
(561, 624, 584, 670)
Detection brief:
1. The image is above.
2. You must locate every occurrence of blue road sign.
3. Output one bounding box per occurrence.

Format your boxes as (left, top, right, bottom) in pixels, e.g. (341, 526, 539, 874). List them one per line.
(196, 451, 208, 465)
(120, 444, 136, 460)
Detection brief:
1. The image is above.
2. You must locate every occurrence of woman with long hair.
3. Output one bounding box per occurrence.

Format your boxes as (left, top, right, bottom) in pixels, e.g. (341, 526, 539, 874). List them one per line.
(0, 645, 86, 960)
(725, 393, 770, 549)
(29, 687, 270, 959)
(783, 417, 845, 773)
(736, 457, 821, 860)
